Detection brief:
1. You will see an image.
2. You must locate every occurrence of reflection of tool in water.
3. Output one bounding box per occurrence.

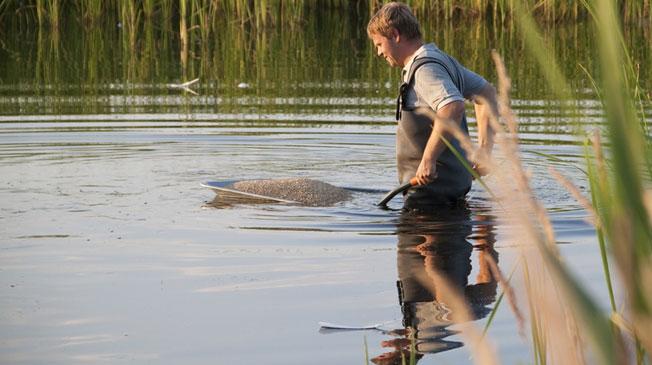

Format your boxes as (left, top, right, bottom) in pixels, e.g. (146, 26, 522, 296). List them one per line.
(319, 321, 385, 330)
(377, 177, 420, 207)
(318, 321, 407, 337)
(201, 178, 351, 206)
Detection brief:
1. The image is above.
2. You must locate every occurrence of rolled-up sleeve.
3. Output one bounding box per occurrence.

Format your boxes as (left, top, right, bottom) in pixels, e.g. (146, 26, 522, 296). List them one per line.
(413, 63, 465, 112)
(461, 66, 488, 99)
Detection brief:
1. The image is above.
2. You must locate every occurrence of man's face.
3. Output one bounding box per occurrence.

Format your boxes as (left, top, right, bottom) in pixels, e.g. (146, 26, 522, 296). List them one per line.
(370, 31, 401, 67)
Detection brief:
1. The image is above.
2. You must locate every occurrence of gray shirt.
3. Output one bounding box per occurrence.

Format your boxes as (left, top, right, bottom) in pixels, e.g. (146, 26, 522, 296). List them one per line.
(401, 43, 487, 112)
(397, 43, 486, 206)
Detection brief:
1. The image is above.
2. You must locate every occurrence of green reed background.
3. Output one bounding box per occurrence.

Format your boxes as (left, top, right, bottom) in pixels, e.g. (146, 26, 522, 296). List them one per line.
(2, 0, 651, 27)
(2, 0, 650, 123)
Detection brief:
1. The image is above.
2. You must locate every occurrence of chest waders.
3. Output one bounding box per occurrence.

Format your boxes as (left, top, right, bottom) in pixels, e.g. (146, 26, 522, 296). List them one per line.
(396, 57, 472, 207)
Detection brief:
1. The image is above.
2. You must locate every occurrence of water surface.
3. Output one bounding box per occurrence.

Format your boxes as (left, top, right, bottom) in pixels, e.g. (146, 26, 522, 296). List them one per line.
(1, 9, 648, 364)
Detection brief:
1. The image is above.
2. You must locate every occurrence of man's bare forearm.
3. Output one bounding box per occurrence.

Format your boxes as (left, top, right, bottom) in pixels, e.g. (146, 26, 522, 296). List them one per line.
(473, 83, 498, 155)
(414, 101, 465, 184)
(423, 101, 465, 162)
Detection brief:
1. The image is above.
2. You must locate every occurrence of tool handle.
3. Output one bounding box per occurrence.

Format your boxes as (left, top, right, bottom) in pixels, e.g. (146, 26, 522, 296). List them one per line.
(377, 177, 420, 207)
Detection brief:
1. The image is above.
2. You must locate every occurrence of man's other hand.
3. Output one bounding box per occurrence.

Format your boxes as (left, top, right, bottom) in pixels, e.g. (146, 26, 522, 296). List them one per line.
(415, 158, 437, 185)
(472, 162, 490, 178)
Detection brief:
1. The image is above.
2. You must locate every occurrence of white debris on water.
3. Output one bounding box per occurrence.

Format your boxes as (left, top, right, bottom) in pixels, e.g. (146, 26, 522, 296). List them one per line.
(228, 178, 351, 206)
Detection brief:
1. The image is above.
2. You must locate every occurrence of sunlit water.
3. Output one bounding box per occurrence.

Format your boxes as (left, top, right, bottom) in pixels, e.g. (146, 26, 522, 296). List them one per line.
(1, 12, 647, 365)
(0, 98, 607, 365)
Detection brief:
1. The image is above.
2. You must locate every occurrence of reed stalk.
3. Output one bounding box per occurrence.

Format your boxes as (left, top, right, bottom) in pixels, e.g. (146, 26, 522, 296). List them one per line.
(2, 1, 652, 32)
(119, 0, 141, 53)
(34, 25, 62, 106)
(487, 47, 620, 364)
(583, 135, 618, 313)
(431, 9, 645, 360)
(160, 0, 173, 22)
(79, 0, 102, 26)
(594, 0, 652, 357)
(179, 0, 189, 74)
(35, 0, 45, 27)
(35, 0, 60, 29)
(476, 1, 652, 364)
(159, 0, 173, 46)
(143, 0, 156, 19)
(141, 12, 156, 81)
(48, 0, 59, 29)
(82, 21, 103, 87)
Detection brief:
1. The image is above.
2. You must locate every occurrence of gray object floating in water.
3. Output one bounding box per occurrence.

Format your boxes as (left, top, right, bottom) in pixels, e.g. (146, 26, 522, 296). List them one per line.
(202, 178, 351, 206)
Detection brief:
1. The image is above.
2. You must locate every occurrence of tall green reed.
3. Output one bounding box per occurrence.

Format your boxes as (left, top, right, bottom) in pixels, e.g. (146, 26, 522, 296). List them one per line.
(119, 0, 141, 53)
(118, 0, 142, 85)
(35, 0, 60, 29)
(3, 0, 650, 28)
(480, 48, 620, 365)
(78, 0, 103, 26)
(420, 0, 650, 361)
(485, 0, 652, 363)
(143, 0, 156, 19)
(592, 0, 652, 357)
(179, 0, 188, 73)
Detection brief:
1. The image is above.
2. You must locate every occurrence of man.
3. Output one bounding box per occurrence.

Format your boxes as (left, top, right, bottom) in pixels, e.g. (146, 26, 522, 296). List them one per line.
(367, 2, 498, 209)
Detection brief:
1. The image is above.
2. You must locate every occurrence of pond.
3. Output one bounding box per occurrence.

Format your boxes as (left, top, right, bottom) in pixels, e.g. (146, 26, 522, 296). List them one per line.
(0, 6, 649, 365)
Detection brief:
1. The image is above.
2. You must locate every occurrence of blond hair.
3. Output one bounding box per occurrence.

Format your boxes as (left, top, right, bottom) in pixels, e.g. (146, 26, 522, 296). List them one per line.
(366, 2, 422, 40)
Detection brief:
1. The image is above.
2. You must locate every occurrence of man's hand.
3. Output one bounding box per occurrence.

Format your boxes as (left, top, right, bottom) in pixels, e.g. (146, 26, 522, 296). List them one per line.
(472, 162, 490, 178)
(414, 101, 463, 186)
(471, 148, 492, 178)
(471, 84, 497, 178)
(415, 157, 437, 185)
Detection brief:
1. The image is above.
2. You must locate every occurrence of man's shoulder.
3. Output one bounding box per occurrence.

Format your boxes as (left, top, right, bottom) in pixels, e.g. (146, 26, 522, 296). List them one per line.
(410, 44, 452, 74)
(411, 56, 452, 80)
(420, 43, 447, 59)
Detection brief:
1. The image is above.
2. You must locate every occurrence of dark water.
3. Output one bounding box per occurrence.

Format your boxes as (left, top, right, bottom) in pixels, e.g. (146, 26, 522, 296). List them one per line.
(1, 9, 648, 365)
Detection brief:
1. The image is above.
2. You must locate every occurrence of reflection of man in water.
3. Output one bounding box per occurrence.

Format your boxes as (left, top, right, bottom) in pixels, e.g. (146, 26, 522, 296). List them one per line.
(372, 207, 497, 364)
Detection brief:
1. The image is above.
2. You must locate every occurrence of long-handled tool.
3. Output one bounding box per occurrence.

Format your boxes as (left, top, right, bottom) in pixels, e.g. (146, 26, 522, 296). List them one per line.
(377, 177, 419, 207)
(201, 180, 298, 203)
(202, 177, 421, 207)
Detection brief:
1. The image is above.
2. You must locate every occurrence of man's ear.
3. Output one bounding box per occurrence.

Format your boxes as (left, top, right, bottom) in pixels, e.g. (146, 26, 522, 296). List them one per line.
(390, 27, 401, 42)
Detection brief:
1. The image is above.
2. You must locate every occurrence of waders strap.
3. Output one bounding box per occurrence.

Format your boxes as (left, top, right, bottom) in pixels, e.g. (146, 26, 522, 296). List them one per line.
(395, 56, 463, 121)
